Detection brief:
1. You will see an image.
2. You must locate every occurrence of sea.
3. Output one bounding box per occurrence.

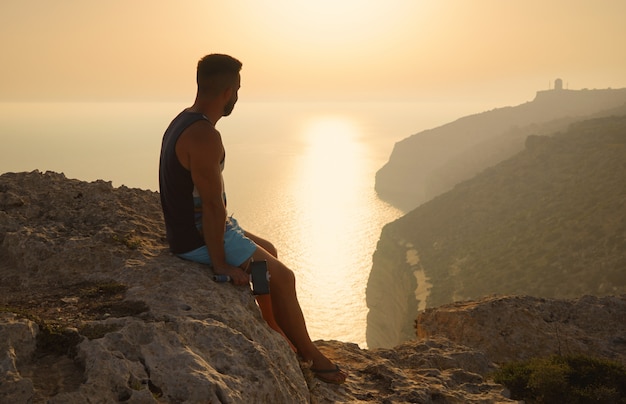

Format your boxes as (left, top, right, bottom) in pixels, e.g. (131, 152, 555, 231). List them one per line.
(0, 100, 481, 347)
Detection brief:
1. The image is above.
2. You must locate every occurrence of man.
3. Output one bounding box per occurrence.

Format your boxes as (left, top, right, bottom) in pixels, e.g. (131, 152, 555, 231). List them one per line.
(158, 54, 346, 384)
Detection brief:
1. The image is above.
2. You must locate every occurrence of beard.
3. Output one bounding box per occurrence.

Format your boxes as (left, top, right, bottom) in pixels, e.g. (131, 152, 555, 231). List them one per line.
(223, 97, 237, 117)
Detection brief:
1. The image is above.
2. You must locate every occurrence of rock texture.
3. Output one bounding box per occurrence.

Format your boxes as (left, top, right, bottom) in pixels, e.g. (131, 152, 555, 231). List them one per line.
(1, 171, 516, 403)
(0, 171, 308, 402)
(416, 295, 626, 366)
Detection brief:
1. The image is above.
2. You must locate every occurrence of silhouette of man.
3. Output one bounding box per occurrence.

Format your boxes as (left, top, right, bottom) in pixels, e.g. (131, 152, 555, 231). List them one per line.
(159, 54, 346, 384)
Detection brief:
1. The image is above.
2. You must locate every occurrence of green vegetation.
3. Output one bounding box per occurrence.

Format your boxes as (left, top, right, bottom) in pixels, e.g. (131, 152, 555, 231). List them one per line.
(387, 115, 626, 307)
(493, 355, 626, 403)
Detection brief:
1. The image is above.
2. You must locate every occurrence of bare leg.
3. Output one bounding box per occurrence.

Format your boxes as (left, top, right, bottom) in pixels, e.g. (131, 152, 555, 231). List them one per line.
(252, 247, 347, 383)
(244, 231, 278, 259)
(254, 294, 295, 351)
(244, 232, 296, 352)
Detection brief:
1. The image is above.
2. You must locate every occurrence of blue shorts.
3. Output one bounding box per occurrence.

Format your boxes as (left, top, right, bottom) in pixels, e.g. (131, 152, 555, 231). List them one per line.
(177, 217, 257, 267)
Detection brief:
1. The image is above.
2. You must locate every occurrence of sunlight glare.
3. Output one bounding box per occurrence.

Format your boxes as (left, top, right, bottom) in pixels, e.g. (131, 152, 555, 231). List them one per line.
(241, 0, 426, 53)
(299, 116, 364, 207)
(293, 116, 366, 287)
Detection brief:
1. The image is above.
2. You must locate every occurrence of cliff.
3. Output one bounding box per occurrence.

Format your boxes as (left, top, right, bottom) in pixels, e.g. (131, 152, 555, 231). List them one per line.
(0, 171, 517, 403)
(375, 87, 626, 212)
(367, 115, 626, 348)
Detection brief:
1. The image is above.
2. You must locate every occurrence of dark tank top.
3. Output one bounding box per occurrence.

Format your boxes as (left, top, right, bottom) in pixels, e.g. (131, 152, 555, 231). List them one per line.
(159, 110, 221, 253)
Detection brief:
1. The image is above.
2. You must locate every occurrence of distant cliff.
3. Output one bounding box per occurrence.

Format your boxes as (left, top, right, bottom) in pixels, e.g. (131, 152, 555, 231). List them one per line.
(367, 115, 626, 348)
(376, 87, 626, 212)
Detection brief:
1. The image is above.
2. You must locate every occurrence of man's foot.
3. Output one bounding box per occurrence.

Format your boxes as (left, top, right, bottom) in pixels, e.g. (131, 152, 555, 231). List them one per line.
(310, 364, 347, 385)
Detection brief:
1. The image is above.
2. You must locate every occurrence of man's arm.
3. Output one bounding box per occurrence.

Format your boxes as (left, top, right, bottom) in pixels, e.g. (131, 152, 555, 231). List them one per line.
(177, 121, 249, 284)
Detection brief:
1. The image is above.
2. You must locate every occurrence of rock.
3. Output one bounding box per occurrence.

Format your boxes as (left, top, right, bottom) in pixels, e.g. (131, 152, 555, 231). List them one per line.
(416, 295, 626, 366)
(0, 170, 519, 403)
(308, 339, 515, 403)
(0, 171, 309, 403)
(0, 314, 38, 403)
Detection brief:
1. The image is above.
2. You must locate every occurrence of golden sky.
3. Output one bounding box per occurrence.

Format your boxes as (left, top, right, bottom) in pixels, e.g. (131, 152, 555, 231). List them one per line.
(1, 0, 625, 103)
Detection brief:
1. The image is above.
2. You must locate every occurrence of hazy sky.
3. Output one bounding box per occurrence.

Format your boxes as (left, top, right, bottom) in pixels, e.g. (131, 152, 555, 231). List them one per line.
(1, 1, 625, 104)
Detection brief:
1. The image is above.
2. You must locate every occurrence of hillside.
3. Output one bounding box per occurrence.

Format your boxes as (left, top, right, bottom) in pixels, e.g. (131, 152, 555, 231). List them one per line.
(376, 87, 626, 211)
(367, 114, 626, 348)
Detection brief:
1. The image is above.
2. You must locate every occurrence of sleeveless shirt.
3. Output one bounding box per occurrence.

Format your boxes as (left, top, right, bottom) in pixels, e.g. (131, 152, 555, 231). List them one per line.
(159, 110, 224, 253)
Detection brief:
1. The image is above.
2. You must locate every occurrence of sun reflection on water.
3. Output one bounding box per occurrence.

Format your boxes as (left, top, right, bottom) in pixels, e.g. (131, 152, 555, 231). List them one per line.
(290, 115, 375, 339)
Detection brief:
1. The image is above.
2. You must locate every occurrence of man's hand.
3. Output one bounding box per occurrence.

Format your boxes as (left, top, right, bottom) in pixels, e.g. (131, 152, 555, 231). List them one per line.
(214, 264, 249, 286)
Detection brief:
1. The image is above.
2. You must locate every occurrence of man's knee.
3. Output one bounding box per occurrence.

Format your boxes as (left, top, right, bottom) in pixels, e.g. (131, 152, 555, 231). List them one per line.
(271, 262, 295, 286)
(246, 232, 277, 257)
(264, 241, 278, 257)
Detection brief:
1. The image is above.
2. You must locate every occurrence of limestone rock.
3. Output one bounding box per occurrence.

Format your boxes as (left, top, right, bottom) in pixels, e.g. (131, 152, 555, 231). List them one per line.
(416, 295, 626, 366)
(308, 339, 515, 403)
(0, 171, 308, 403)
(0, 315, 37, 403)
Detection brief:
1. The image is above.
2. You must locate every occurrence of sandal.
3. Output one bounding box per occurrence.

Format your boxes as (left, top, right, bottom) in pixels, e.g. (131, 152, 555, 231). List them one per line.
(310, 364, 346, 385)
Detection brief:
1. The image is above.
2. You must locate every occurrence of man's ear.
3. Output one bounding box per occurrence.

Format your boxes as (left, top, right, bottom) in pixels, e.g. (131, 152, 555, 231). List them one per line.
(222, 86, 234, 101)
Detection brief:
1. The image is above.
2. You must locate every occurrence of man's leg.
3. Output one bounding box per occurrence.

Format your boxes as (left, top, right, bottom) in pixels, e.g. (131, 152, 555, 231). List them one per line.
(243, 232, 296, 352)
(243, 231, 278, 258)
(252, 246, 347, 384)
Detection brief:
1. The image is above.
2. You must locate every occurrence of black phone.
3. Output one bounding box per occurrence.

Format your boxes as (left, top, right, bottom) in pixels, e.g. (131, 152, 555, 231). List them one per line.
(250, 260, 270, 295)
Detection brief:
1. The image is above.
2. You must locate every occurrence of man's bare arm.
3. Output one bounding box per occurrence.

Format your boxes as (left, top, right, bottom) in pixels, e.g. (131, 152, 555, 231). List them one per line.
(177, 121, 248, 284)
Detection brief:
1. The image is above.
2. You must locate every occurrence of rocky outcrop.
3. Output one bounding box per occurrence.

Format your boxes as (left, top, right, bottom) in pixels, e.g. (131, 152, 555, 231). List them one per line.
(0, 171, 308, 402)
(367, 115, 626, 349)
(416, 295, 626, 366)
(0, 171, 516, 403)
(376, 87, 626, 211)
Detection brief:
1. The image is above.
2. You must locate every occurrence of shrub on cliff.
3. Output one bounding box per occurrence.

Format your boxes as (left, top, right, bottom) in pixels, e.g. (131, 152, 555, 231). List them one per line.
(493, 354, 626, 403)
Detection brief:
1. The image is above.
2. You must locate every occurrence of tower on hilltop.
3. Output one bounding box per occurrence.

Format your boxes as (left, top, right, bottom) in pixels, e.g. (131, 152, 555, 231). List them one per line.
(554, 78, 563, 90)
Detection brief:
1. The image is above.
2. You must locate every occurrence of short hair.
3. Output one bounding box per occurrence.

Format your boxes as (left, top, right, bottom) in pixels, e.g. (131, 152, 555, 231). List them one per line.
(196, 54, 242, 96)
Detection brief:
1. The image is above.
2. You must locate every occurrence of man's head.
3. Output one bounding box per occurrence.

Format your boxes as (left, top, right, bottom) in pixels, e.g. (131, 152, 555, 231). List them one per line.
(196, 54, 242, 116)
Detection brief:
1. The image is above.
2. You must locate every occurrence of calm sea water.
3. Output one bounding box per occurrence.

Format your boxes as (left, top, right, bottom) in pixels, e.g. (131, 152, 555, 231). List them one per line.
(0, 100, 478, 347)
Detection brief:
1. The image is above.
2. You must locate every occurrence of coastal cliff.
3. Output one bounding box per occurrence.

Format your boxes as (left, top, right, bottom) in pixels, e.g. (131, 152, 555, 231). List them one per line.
(1, 171, 518, 403)
(375, 87, 626, 212)
(367, 114, 626, 349)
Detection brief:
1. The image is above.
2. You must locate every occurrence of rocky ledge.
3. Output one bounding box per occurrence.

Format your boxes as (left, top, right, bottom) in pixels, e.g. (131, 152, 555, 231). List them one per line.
(4, 171, 622, 403)
(417, 295, 626, 366)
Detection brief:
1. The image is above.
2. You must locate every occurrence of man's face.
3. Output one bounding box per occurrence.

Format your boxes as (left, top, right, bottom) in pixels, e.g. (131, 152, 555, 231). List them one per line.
(223, 75, 240, 117)
(223, 91, 237, 116)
